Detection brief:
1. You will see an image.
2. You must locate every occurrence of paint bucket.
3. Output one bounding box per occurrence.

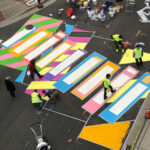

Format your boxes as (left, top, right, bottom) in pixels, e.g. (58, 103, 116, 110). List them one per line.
(108, 6, 115, 17)
(83, 1, 88, 7)
(116, 5, 120, 13)
(124, 41, 130, 49)
(109, 10, 115, 17)
(100, 13, 106, 21)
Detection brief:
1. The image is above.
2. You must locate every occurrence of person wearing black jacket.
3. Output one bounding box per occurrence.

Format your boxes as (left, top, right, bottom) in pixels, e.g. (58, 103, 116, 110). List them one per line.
(4, 76, 16, 97)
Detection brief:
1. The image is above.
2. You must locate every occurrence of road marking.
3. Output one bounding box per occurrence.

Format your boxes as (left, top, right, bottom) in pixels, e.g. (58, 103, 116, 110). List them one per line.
(82, 66, 139, 114)
(2, 26, 37, 48)
(72, 61, 120, 100)
(99, 72, 150, 124)
(54, 52, 106, 93)
(23, 31, 67, 62)
(9, 29, 51, 56)
(36, 40, 74, 69)
(44, 49, 86, 81)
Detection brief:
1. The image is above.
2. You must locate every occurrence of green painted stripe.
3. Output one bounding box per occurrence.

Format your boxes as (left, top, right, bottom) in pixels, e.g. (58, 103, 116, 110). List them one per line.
(19, 14, 44, 31)
(0, 48, 10, 55)
(21, 32, 34, 40)
(0, 55, 23, 65)
(32, 18, 60, 27)
(30, 14, 44, 20)
(47, 26, 60, 33)
(16, 65, 27, 71)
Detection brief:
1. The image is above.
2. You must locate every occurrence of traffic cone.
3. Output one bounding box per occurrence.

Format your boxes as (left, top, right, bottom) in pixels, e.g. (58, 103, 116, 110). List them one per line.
(145, 104, 150, 119)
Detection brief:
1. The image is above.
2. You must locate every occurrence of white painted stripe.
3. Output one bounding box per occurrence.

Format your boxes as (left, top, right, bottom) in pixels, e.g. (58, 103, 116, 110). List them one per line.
(56, 32, 66, 37)
(13, 31, 47, 53)
(36, 42, 71, 68)
(63, 57, 99, 85)
(78, 66, 114, 95)
(24, 36, 58, 61)
(127, 68, 137, 74)
(93, 74, 130, 104)
(111, 74, 130, 88)
(50, 50, 85, 76)
(109, 83, 147, 115)
(2, 27, 36, 47)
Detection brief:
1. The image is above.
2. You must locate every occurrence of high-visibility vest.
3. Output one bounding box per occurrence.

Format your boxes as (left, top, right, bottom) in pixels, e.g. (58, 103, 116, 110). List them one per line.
(103, 78, 111, 88)
(31, 92, 42, 103)
(113, 34, 122, 42)
(134, 48, 142, 59)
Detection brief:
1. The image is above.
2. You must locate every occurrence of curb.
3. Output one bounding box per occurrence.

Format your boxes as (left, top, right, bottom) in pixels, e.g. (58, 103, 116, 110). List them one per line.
(0, 0, 56, 28)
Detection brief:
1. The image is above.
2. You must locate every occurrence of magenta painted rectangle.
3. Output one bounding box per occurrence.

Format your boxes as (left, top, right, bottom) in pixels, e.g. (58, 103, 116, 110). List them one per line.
(82, 66, 139, 114)
(67, 37, 90, 43)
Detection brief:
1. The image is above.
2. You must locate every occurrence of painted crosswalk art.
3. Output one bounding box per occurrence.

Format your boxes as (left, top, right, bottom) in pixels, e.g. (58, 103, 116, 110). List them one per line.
(1, 13, 150, 150)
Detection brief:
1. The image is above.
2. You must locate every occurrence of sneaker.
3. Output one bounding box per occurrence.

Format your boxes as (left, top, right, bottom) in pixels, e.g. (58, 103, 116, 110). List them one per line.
(116, 49, 119, 52)
(112, 89, 116, 93)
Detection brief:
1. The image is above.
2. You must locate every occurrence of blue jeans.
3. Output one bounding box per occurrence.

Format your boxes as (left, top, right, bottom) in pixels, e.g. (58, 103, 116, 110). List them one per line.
(33, 102, 45, 108)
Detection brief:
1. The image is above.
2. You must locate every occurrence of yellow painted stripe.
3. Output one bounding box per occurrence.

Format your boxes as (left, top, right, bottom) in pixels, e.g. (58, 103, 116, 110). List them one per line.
(55, 54, 70, 62)
(71, 43, 87, 50)
(119, 49, 150, 64)
(39, 67, 53, 75)
(27, 81, 56, 89)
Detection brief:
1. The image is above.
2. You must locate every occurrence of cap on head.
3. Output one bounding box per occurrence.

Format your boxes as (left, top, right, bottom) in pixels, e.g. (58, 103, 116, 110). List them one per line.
(5, 76, 11, 80)
(106, 73, 111, 78)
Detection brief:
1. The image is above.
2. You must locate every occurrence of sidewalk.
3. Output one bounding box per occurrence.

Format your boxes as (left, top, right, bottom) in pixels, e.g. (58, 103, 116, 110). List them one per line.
(122, 93, 150, 150)
(0, 0, 56, 27)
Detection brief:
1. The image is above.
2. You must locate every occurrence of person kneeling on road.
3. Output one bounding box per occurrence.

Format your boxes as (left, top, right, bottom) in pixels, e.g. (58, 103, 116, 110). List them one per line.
(42, 89, 59, 104)
(103, 74, 116, 100)
(31, 89, 46, 109)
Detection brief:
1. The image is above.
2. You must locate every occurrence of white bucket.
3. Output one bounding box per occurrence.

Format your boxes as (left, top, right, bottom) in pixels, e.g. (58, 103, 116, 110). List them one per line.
(116, 6, 120, 13)
(109, 11, 115, 17)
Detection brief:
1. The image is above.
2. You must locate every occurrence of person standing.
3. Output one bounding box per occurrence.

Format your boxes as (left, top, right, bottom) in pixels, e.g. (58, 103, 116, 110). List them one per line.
(29, 59, 43, 79)
(103, 74, 116, 99)
(111, 34, 124, 53)
(133, 44, 143, 66)
(31, 90, 45, 108)
(4, 76, 16, 97)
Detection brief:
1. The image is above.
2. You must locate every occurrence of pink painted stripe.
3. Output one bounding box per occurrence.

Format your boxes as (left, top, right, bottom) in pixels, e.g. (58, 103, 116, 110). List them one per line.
(6, 61, 28, 68)
(0, 53, 14, 60)
(36, 21, 63, 31)
(24, 16, 51, 25)
(67, 37, 90, 43)
(1, 47, 5, 50)
(82, 66, 139, 114)
(73, 28, 89, 32)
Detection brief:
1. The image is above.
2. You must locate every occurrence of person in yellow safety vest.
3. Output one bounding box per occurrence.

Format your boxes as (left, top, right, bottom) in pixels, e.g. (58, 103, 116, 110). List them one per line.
(103, 74, 116, 99)
(111, 34, 124, 53)
(133, 44, 143, 66)
(31, 89, 45, 108)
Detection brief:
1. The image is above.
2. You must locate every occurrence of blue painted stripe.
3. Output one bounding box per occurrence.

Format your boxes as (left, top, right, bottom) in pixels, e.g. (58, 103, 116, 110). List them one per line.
(64, 24, 74, 40)
(15, 67, 27, 83)
(99, 72, 150, 124)
(54, 52, 106, 93)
